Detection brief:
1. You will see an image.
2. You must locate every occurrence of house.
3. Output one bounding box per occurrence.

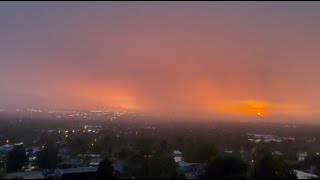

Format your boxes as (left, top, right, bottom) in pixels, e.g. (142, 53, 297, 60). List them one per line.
(89, 158, 104, 167)
(272, 151, 283, 156)
(247, 134, 283, 143)
(57, 147, 70, 160)
(60, 158, 86, 169)
(14, 142, 24, 146)
(55, 167, 97, 179)
(172, 150, 206, 179)
(178, 161, 206, 179)
(174, 150, 182, 155)
(77, 154, 100, 158)
(1, 144, 13, 152)
(173, 150, 183, 163)
(26, 147, 42, 154)
(297, 153, 308, 161)
(294, 170, 318, 179)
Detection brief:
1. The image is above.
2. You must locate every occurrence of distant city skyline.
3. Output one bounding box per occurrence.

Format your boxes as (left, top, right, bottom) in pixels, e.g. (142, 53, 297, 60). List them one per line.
(1, 2, 320, 122)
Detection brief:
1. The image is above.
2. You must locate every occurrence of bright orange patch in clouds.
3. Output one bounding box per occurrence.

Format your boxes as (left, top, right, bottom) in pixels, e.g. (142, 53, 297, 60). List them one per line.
(219, 100, 316, 117)
(220, 100, 269, 116)
(66, 83, 141, 111)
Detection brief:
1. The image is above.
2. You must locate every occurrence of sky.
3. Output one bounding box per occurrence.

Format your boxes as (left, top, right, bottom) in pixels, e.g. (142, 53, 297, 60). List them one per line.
(1, 2, 320, 122)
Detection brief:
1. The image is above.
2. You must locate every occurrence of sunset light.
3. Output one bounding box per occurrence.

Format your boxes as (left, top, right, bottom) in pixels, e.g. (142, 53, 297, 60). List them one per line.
(1, 2, 320, 179)
(0, 2, 320, 123)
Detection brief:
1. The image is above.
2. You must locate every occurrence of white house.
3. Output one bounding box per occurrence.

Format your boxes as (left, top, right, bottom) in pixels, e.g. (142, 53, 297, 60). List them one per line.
(1, 144, 13, 152)
(89, 158, 104, 167)
(297, 153, 308, 161)
(173, 150, 183, 162)
(224, 150, 233, 154)
(272, 151, 283, 156)
(173, 150, 182, 156)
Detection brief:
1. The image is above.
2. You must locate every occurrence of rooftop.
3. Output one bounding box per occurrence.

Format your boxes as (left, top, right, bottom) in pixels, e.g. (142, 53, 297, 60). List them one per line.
(56, 167, 97, 177)
(173, 150, 182, 155)
(295, 170, 318, 179)
(7, 171, 44, 179)
(297, 153, 308, 157)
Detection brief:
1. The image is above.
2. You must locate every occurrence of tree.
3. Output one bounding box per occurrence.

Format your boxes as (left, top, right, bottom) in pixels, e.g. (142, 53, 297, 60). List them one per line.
(6, 145, 27, 172)
(137, 138, 153, 157)
(118, 146, 135, 159)
(147, 153, 185, 179)
(124, 153, 145, 178)
(124, 151, 184, 179)
(160, 140, 168, 153)
(304, 155, 320, 176)
(204, 154, 248, 179)
(184, 143, 218, 163)
(0, 169, 6, 179)
(69, 137, 89, 156)
(97, 159, 115, 179)
(35, 143, 58, 170)
(314, 156, 320, 176)
(255, 153, 297, 179)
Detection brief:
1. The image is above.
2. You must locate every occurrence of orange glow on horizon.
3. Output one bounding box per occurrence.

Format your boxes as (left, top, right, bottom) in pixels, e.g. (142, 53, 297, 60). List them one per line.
(57, 80, 316, 119)
(65, 83, 141, 111)
(219, 100, 269, 116)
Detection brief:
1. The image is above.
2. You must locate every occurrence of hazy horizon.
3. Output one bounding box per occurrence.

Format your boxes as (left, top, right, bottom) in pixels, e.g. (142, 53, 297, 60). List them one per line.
(1, 2, 320, 123)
